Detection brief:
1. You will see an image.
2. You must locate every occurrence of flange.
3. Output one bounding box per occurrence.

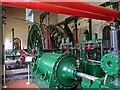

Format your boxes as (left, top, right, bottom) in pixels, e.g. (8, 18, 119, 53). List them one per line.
(101, 54, 120, 75)
(53, 53, 79, 89)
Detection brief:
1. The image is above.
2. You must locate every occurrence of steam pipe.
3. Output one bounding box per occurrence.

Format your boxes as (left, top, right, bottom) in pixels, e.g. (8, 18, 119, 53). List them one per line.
(1, 2, 114, 21)
(47, 2, 119, 18)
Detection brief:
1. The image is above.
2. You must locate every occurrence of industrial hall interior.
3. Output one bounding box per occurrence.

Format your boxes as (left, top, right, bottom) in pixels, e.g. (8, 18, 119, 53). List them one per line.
(0, 0, 120, 89)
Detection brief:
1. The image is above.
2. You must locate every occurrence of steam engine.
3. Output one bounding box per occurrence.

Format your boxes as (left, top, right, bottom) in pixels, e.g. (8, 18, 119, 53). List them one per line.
(22, 23, 120, 90)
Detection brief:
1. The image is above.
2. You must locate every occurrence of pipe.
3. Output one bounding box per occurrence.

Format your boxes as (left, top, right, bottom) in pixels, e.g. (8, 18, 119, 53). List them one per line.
(47, 2, 119, 18)
(1, 2, 114, 22)
(110, 29, 120, 52)
(89, 19, 92, 40)
(76, 72, 98, 81)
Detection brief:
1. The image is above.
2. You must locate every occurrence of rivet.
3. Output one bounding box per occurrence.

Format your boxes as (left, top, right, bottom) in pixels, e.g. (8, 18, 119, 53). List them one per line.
(116, 60, 119, 63)
(54, 80, 57, 82)
(101, 66, 103, 68)
(75, 78, 77, 80)
(55, 87, 58, 88)
(116, 68, 118, 71)
(64, 87, 67, 89)
(111, 71, 114, 74)
(111, 56, 113, 58)
(106, 71, 108, 73)
(60, 86, 63, 88)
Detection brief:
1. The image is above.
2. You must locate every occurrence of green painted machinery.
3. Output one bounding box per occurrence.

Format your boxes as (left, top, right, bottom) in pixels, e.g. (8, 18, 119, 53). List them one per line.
(27, 24, 80, 89)
(27, 23, 120, 90)
(100, 29, 120, 89)
(27, 25, 80, 89)
(32, 52, 80, 89)
(81, 29, 120, 90)
(80, 33, 104, 78)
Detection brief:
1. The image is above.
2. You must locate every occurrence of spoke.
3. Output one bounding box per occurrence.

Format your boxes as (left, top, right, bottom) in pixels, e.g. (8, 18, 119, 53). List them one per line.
(27, 24, 43, 51)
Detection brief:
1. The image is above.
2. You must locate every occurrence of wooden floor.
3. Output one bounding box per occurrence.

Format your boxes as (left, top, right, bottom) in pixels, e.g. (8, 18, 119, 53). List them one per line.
(2, 79, 38, 90)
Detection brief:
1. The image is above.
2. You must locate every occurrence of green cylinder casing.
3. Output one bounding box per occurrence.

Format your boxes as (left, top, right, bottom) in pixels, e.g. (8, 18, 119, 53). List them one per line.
(32, 53, 79, 89)
(88, 62, 103, 78)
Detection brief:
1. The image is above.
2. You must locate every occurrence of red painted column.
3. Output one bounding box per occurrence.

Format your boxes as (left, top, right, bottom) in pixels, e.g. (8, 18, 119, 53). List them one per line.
(47, 2, 119, 18)
(73, 29, 78, 46)
(45, 26, 49, 49)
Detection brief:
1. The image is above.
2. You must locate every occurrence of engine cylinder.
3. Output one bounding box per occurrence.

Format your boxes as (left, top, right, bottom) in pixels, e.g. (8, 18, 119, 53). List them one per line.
(110, 29, 120, 52)
(32, 53, 79, 89)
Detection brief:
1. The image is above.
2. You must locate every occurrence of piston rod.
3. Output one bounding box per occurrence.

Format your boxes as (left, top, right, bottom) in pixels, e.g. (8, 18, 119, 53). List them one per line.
(76, 72, 98, 81)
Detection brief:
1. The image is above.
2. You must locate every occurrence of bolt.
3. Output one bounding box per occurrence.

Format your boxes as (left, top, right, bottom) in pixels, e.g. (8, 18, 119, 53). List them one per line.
(75, 78, 77, 80)
(116, 60, 119, 63)
(64, 87, 67, 89)
(60, 86, 63, 88)
(55, 87, 58, 89)
(105, 71, 108, 73)
(116, 68, 118, 71)
(111, 72, 114, 75)
(101, 60, 103, 62)
(54, 80, 57, 82)
(48, 71, 50, 74)
(111, 56, 114, 58)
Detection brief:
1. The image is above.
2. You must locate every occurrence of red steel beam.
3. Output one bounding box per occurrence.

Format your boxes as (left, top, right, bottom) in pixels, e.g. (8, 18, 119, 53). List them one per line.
(47, 2, 119, 18)
(1, 2, 114, 22)
(117, 11, 120, 21)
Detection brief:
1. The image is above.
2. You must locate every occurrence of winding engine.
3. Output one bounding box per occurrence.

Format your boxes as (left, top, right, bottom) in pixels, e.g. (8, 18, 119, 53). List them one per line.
(22, 23, 120, 90)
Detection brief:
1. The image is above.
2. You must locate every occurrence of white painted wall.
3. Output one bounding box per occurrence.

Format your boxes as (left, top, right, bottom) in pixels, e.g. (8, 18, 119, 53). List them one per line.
(92, 19, 108, 39)
(3, 7, 58, 50)
(57, 14, 71, 23)
(57, 14, 108, 41)
(3, 7, 32, 50)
